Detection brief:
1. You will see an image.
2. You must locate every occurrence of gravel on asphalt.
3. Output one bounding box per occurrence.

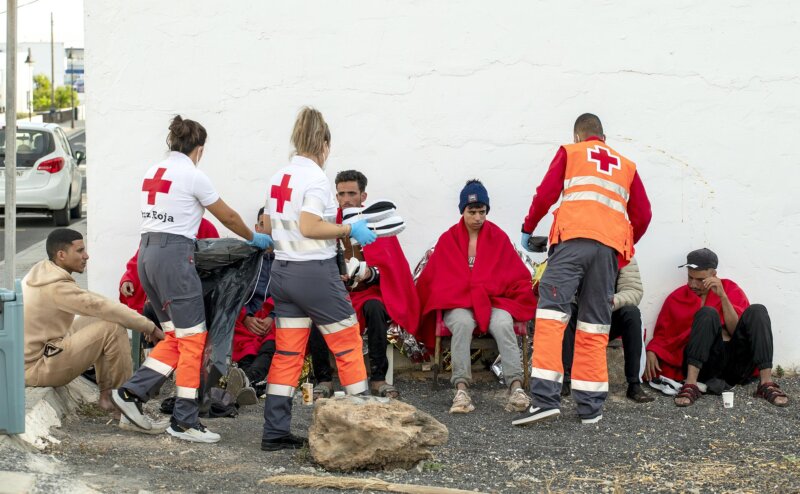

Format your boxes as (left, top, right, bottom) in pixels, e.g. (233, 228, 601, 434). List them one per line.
(9, 374, 800, 493)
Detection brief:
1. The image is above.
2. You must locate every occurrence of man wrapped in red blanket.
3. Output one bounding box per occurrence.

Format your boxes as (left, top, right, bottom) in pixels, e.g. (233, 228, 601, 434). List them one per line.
(309, 170, 420, 399)
(645, 248, 788, 408)
(415, 179, 536, 414)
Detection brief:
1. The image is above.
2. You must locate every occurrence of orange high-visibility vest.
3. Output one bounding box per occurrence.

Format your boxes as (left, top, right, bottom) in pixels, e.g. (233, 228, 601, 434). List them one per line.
(548, 140, 636, 260)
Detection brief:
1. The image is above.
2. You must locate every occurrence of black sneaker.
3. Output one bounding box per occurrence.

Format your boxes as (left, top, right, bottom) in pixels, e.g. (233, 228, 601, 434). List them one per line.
(511, 406, 560, 426)
(261, 434, 308, 451)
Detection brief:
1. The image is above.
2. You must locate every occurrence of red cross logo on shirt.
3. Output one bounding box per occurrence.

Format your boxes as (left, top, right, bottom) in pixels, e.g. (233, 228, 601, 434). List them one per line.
(587, 145, 621, 176)
(271, 174, 293, 213)
(142, 168, 172, 205)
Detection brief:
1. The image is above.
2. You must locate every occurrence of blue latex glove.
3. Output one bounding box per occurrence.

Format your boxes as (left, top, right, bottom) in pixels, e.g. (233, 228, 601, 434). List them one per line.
(247, 232, 273, 250)
(521, 232, 533, 252)
(350, 219, 377, 246)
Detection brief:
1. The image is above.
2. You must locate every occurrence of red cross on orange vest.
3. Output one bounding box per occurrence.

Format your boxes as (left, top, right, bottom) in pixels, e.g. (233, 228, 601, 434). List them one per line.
(142, 168, 172, 205)
(588, 145, 621, 176)
(271, 174, 293, 213)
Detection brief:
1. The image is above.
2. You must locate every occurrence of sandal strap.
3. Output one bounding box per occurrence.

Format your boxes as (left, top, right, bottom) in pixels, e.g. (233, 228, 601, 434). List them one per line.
(676, 383, 702, 400)
(757, 382, 787, 400)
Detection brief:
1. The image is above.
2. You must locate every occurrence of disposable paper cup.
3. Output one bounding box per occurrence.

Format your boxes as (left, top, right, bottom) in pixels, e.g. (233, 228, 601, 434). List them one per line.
(301, 382, 314, 405)
(722, 391, 734, 408)
(333, 391, 346, 398)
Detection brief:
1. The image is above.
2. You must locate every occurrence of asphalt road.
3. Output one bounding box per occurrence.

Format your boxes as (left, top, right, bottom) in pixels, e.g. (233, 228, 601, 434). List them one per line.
(0, 128, 87, 261)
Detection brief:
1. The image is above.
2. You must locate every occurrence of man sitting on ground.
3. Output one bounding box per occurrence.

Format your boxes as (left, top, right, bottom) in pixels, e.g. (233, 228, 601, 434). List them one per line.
(414, 179, 536, 413)
(229, 208, 276, 404)
(23, 229, 165, 422)
(644, 248, 788, 407)
(562, 257, 653, 403)
(310, 170, 420, 398)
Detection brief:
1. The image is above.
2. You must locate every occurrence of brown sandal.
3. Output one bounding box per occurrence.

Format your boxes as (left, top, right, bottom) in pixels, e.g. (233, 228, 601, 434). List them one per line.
(674, 383, 702, 407)
(754, 382, 789, 407)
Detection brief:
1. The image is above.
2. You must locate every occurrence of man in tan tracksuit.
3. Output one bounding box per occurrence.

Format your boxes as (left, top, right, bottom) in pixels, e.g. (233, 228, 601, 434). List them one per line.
(23, 228, 163, 416)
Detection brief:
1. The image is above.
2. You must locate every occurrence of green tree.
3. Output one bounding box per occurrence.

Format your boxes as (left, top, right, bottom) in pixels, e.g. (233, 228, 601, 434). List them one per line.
(54, 85, 79, 109)
(32, 73, 51, 111)
(32, 74, 79, 111)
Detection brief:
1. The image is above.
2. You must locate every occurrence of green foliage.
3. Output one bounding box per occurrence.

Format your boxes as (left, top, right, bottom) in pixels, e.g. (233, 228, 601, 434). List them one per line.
(774, 365, 784, 378)
(32, 74, 51, 111)
(32, 73, 79, 111)
(54, 85, 79, 109)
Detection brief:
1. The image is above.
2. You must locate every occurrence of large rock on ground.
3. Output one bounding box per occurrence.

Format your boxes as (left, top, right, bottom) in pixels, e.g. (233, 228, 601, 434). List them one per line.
(308, 396, 448, 471)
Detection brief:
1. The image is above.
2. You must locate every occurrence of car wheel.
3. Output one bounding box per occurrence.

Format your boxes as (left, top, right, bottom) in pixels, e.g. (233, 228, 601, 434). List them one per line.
(53, 195, 71, 226)
(70, 191, 83, 219)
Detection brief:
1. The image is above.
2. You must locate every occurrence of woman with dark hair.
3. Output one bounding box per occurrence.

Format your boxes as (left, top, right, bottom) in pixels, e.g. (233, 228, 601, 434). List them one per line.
(112, 115, 272, 443)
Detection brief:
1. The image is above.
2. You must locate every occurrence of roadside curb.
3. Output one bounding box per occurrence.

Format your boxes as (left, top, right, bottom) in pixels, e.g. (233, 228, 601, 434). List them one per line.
(0, 378, 98, 452)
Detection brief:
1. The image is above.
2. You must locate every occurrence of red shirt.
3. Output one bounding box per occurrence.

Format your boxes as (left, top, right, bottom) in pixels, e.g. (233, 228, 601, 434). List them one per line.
(522, 137, 651, 244)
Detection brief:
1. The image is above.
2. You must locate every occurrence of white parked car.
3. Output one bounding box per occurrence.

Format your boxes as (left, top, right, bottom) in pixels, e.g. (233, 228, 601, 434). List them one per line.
(0, 123, 84, 226)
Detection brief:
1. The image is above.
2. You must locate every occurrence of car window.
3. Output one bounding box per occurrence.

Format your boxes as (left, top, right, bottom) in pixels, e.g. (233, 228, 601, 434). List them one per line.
(55, 128, 73, 156)
(0, 129, 56, 167)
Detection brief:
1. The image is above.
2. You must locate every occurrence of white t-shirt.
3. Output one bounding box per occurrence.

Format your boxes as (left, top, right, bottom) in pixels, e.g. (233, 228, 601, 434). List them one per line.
(140, 151, 220, 239)
(265, 155, 337, 261)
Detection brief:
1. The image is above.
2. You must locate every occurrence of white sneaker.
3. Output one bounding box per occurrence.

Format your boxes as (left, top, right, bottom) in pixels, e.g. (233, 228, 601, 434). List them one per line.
(648, 376, 683, 396)
(449, 389, 475, 414)
(581, 414, 603, 424)
(166, 423, 221, 443)
(119, 415, 169, 435)
(111, 388, 150, 430)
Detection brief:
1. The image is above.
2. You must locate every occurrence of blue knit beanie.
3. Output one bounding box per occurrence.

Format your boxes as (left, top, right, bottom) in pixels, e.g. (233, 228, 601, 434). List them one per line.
(459, 179, 490, 214)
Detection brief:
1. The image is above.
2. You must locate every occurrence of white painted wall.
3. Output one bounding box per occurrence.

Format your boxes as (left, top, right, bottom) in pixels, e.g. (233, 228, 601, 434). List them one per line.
(85, 1, 800, 366)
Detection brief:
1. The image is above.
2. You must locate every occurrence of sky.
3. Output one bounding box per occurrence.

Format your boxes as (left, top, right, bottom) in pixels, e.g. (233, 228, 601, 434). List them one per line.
(0, 0, 84, 47)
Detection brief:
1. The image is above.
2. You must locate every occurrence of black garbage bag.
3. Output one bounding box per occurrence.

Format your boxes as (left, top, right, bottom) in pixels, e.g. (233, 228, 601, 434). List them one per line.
(193, 238, 262, 405)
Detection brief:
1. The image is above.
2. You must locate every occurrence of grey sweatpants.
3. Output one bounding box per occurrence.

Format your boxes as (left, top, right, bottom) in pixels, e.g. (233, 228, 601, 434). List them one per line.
(122, 232, 207, 429)
(443, 307, 523, 388)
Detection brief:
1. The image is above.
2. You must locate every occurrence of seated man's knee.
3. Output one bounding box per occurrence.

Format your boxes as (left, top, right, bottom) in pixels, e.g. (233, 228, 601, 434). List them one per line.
(109, 323, 130, 343)
(490, 309, 513, 327)
(693, 306, 719, 327)
(616, 305, 642, 323)
(444, 309, 476, 335)
(362, 299, 387, 326)
(743, 303, 768, 319)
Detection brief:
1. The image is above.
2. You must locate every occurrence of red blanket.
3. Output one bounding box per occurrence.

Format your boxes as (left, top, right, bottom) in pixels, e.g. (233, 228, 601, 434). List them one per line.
(646, 279, 749, 381)
(232, 298, 275, 362)
(350, 236, 421, 336)
(414, 219, 537, 353)
(119, 218, 219, 312)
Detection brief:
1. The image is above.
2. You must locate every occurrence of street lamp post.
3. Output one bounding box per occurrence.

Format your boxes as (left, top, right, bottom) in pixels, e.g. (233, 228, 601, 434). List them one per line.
(24, 47, 33, 121)
(68, 48, 74, 128)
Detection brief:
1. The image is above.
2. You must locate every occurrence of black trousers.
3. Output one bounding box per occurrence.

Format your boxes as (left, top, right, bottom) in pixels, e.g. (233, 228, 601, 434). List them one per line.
(683, 304, 773, 385)
(563, 305, 643, 384)
(237, 340, 275, 384)
(310, 299, 390, 383)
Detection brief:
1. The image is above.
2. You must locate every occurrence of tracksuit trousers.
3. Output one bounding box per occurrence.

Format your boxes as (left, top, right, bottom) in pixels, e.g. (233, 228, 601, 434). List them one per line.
(310, 298, 391, 384)
(563, 305, 644, 384)
(530, 238, 618, 419)
(262, 257, 368, 441)
(683, 304, 773, 386)
(121, 232, 208, 428)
